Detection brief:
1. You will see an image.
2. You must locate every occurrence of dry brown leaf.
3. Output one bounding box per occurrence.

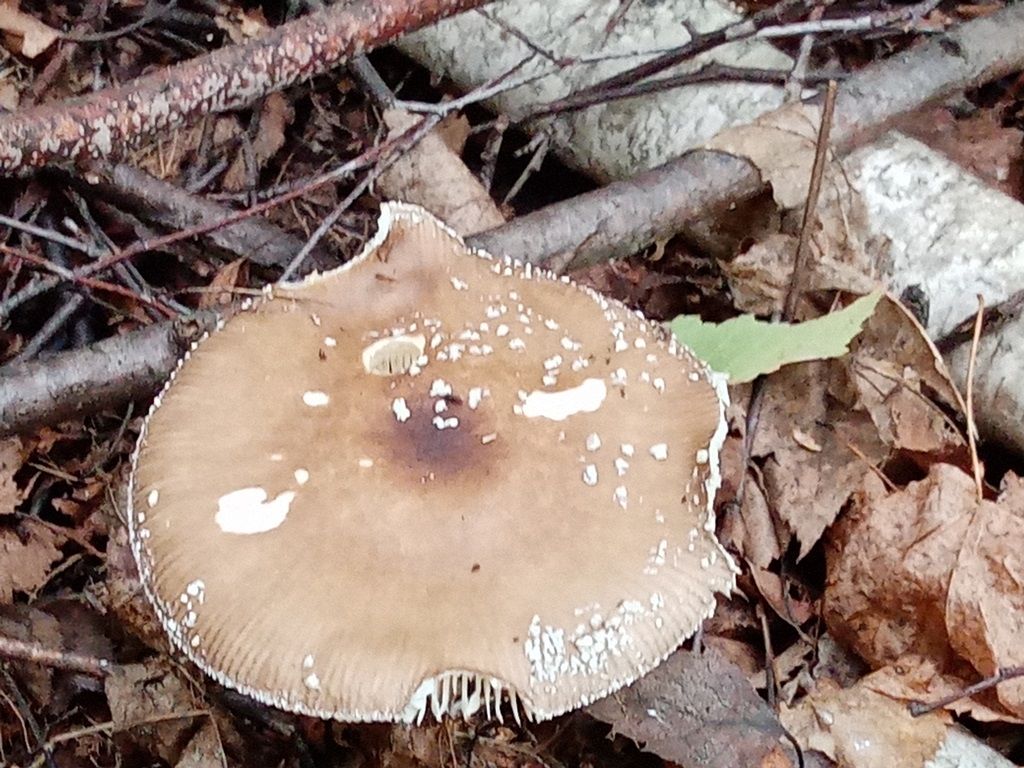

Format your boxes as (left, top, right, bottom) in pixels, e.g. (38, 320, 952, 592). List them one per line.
(826, 464, 1024, 722)
(703, 635, 762, 678)
(750, 638, 812, 695)
(843, 295, 967, 461)
(792, 427, 822, 452)
(587, 647, 790, 768)
(222, 92, 292, 192)
(750, 566, 815, 627)
(945, 473, 1024, 717)
(0, 79, 19, 111)
(198, 259, 247, 309)
(753, 360, 886, 558)
(708, 102, 825, 211)
(213, 6, 268, 44)
(721, 470, 780, 569)
(0, 436, 24, 514)
(104, 521, 166, 651)
(707, 102, 882, 317)
(106, 660, 203, 764)
(825, 466, 971, 667)
(175, 720, 226, 768)
(780, 675, 949, 768)
(0, 522, 63, 603)
(722, 233, 878, 317)
(378, 108, 505, 236)
(897, 107, 1024, 199)
(0, 1, 59, 58)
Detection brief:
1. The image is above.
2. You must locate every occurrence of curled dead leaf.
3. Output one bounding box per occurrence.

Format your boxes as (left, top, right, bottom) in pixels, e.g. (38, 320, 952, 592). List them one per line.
(0, 1, 59, 58)
(780, 674, 950, 768)
(826, 464, 1024, 722)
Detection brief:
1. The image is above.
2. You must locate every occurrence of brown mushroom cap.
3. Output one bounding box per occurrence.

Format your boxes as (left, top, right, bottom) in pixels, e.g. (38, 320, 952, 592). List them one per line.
(128, 203, 736, 723)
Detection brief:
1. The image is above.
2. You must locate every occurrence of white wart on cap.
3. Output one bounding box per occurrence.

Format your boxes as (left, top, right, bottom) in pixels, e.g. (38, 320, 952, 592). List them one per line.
(128, 202, 737, 723)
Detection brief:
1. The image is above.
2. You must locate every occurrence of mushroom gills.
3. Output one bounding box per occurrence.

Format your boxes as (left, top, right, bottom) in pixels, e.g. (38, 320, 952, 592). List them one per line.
(403, 672, 525, 725)
(362, 334, 427, 376)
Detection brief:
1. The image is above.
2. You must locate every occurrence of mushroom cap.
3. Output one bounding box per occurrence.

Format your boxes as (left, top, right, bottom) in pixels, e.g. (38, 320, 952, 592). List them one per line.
(128, 203, 736, 723)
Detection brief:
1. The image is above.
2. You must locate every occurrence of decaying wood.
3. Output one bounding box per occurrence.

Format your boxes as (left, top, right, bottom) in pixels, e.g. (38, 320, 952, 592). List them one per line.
(1, 4, 1023, 435)
(0, 0, 489, 175)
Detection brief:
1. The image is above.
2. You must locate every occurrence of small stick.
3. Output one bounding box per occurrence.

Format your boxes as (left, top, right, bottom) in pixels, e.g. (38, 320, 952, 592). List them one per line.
(0, 635, 114, 677)
(780, 79, 838, 323)
(909, 666, 1024, 716)
(24, 709, 212, 768)
(964, 295, 985, 501)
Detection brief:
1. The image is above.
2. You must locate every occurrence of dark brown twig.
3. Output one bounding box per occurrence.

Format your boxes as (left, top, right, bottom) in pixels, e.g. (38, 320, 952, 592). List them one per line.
(780, 80, 838, 322)
(909, 666, 1024, 717)
(526, 63, 841, 121)
(0, 635, 114, 677)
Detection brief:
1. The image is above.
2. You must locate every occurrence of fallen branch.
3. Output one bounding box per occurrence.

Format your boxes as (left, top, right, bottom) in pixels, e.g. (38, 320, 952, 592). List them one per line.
(2, 4, 1023, 434)
(0, 634, 114, 677)
(1, 312, 216, 430)
(87, 163, 331, 270)
(0, 0, 488, 175)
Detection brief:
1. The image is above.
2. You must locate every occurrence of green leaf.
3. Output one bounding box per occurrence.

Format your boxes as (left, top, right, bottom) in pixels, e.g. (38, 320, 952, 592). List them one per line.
(668, 292, 882, 383)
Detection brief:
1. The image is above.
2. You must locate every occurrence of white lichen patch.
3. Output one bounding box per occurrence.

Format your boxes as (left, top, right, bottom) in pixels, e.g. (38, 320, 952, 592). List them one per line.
(649, 443, 668, 461)
(147, 489, 159, 508)
(294, 468, 310, 485)
(215, 487, 296, 534)
(582, 464, 598, 487)
(585, 433, 601, 452)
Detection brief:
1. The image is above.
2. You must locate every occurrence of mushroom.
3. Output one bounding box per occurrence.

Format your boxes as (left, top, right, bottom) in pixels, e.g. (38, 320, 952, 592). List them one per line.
(128, 202, 737, 723)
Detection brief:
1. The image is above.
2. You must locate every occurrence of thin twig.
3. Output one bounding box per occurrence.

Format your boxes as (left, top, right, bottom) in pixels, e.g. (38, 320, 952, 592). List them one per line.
(964, 295, 985, 501)
(25, 709, 211, 768)
(525, 62, 840, 121)
(0, 635, 114, 677)
(0, 245, 176, 317)
(0, 214, 106, 258)
(780, 80, 838, 322)
(61, 0, 179, 43)
(909, 666, 1024, 717)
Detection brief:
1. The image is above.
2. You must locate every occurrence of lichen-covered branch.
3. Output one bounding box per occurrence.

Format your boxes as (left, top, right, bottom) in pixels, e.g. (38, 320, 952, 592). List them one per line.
(0, 0, 488, 175)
